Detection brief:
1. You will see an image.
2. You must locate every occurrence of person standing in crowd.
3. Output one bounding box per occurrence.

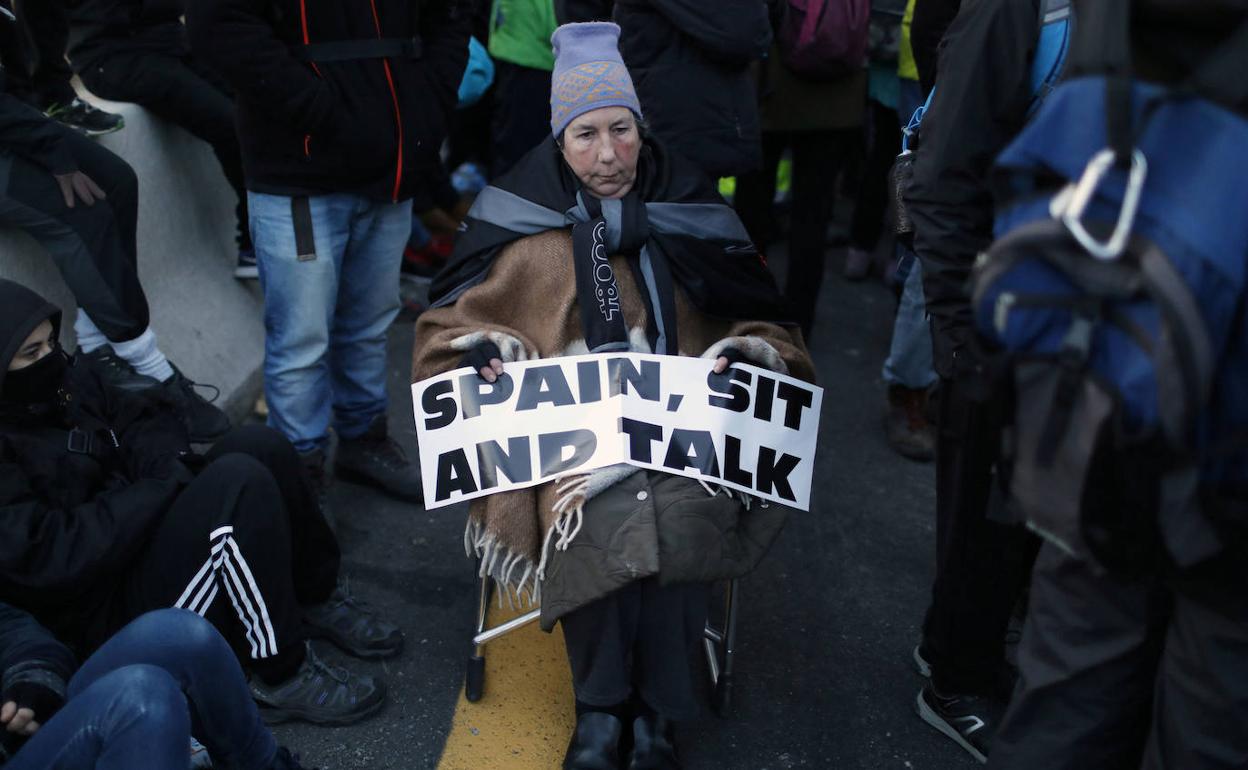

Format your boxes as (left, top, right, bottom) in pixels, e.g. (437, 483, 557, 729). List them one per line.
(0, 0, 122, 136)
(608, 0, 772, 182)
(416, 23, 812, 769)
(988, 2, 1248, 767)
(0, 606, 313, 768)
(904, 0, 1045, 761)
(185, 0, 471, 505)
(0, 64, 230, 443)
(488, 0, 558, 177)
(734, 1, 867, 340)
(0, 279, 401, 725)
(843, 0, 905, 282)
(65, 0, 256, 279)
(880, 0, 936, 461)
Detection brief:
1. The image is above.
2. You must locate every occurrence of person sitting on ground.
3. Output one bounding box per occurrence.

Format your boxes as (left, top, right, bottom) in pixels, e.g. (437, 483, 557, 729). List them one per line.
(0, 65, 228, 441)
(0, 278, 401, 726)
(414, 22, 815, 770)
(0, 605, 312, 769)
(65, 0, 256, 278)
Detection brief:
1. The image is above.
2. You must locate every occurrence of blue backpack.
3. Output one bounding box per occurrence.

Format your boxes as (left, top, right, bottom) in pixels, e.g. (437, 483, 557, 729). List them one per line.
(972, 2, 1248, 570)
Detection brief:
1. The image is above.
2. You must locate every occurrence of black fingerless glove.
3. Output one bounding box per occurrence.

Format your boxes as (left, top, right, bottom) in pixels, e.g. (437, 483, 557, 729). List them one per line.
(717, 346, 763, 369)
(2, 679, 62, 724)
(459, 340, 503, 379)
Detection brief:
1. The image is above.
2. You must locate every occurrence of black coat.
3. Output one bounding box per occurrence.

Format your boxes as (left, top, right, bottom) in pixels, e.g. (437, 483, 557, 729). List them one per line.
(904, 0, 1038, 380)
(66, 0, 187, 70)
(612, 0, 771, 180)
(0, 359, 191, 648)
(185, 0, 470, 202)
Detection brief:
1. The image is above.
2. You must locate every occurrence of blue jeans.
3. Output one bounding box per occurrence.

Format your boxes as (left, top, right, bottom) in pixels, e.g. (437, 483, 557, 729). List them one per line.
(249, 191, 411, 453)
(882, 249, 937, 389)
(8, 610, 277, 770)
(882, 78, 937, 390)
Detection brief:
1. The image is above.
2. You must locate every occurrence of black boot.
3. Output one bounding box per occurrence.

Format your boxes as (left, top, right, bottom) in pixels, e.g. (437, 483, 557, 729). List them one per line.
(299, 448, 336, 534)
(628, 715, 680, 770)
(564, 712, 623, 770)
(333, 415, 423, 503)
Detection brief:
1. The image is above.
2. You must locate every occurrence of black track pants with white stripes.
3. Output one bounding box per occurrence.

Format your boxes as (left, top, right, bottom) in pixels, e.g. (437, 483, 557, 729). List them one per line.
(94, 426, 340, 673)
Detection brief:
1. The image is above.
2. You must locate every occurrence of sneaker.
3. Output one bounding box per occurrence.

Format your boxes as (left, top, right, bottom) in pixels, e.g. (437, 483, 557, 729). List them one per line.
(334, 415, 423, 503)
(299, 448, 337, 534)
(913, 644, 932, 678)
(885, 385, 935, 462)
(236, 248, 259, 280)
(45, 98, 124, 137)
(270, 746, 317, 770)
(843, 246, 873, 281)
(159, 365, 231, 443)
(303, 579, 403, 659)
(249, 642, 385, 726)
(915, 684, 1002, 764)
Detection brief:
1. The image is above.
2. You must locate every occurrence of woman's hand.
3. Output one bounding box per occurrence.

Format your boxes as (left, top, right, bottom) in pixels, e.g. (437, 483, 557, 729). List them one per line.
(460, 340, 505, 383)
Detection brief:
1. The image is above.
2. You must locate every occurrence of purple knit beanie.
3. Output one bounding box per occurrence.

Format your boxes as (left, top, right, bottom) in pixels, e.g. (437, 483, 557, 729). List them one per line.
(549, 22, 642, 138)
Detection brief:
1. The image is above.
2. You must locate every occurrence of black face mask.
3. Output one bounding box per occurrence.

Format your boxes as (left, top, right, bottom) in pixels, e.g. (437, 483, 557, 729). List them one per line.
(2, 344, 69, 406)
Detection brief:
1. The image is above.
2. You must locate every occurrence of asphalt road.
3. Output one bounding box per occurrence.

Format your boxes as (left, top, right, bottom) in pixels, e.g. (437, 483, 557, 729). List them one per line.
(270, 246, 979, 770)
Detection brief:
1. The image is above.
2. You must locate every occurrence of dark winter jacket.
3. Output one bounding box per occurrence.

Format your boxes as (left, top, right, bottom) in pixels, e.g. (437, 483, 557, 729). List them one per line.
(0, 282, 190, 649)
(612, 0, 771, 179)
(555, 0, 614, 21)
(910, 0, 960, 94)
(905, 0, 1038, 380)
(66, 0, 187, 71)
(0, 602, 75, 764)
(185, 0, 471, 202)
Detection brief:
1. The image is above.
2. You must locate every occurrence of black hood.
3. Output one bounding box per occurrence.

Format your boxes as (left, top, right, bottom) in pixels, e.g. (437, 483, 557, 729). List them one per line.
(0, 279, 62, 395)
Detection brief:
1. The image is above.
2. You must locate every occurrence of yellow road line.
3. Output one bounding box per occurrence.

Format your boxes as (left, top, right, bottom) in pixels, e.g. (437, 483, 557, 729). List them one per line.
(437, 603, 574, 770)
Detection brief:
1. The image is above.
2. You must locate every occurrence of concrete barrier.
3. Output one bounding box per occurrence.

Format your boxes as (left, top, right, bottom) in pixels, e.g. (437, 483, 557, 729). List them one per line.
(0, 91, 264, 419)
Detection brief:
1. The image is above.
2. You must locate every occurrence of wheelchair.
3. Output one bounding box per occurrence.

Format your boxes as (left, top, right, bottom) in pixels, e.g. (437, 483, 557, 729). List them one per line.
(464, 564, 742, 716)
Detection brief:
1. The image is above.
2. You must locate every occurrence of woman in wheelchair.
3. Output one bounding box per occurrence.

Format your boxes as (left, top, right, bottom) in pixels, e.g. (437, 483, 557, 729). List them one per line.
(414, 22, 815, 770)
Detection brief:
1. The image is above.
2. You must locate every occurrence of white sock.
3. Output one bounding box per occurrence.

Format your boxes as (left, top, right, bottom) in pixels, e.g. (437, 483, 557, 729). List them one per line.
(110, 328, 175, 382)
(73, 312, 111, 354)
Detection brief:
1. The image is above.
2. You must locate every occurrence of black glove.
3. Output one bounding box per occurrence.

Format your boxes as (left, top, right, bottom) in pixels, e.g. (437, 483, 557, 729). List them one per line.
(717, 346, 766, 370)
(2, 679, 62, 725)
(459, 340, 503, 380)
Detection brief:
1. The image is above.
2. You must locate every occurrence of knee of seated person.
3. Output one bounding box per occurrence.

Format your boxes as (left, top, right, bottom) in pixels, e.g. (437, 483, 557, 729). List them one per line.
(231, 424, 298, 461)
(202, 452, 279, 492)
(102, 665, 189, 728)
(132, 609, 229, 659)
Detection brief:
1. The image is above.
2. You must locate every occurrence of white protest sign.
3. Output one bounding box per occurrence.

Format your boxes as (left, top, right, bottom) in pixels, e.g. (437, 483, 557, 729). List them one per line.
(411, 353, 823, 511)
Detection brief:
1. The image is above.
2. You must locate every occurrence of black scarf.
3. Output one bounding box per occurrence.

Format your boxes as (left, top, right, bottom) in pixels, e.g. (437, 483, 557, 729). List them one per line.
(431, 137, 794, 355)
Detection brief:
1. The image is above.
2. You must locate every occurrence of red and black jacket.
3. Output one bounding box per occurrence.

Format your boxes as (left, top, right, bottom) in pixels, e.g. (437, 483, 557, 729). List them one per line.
(186, 0, 470, 202)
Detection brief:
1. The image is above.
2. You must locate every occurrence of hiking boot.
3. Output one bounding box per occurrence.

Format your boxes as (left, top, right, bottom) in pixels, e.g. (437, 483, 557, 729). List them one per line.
(44, 98, 124, 137)
(270, 746, 317, 770)
(564, 712, 623, 770)
(885, 385, 935, 461)
(299, 447, 337, 534)
(249, 642, 384, 726)
(236, 247, 259, 280)
(843, 246, 873, 281)
(303, 579, 403, 659)
(160, 365, 231, 443)
(915, 683, 1003, 764)
(628, 715, 680, 770)
(334, 415, 423, 503)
